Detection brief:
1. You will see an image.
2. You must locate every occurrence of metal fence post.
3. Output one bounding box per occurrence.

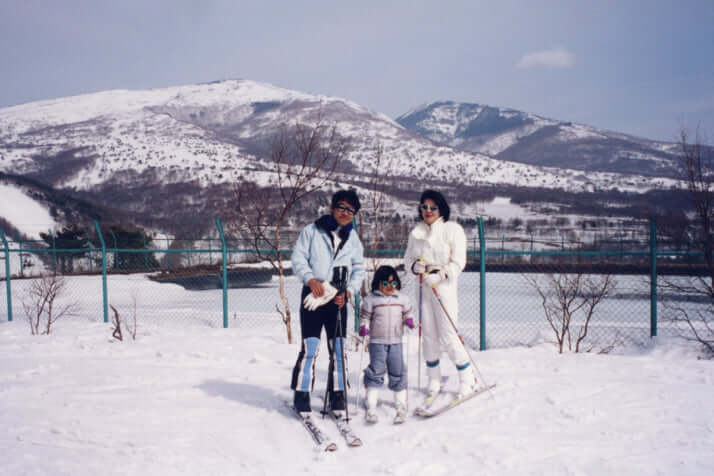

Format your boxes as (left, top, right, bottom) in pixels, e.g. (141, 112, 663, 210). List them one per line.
(215, 218, 228, 328)
(0, 229, 12, 321)
(650, 217, 657, 338)
(477, 216, 486, 350)
(94, 221, 109, 323)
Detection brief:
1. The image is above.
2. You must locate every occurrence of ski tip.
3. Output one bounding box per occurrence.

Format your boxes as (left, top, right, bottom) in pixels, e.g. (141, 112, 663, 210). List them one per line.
(325, 442, 338, 452)
(349, 439, 363, 447)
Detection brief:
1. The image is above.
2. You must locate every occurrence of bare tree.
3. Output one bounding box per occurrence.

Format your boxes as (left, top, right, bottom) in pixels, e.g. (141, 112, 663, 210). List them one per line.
(110, 305, 123, 341)
(659, 128, 714, 355)
(357, 140, 398, 289)
(21, 274, 78, 335)
(525, 272, 616, 353)
(230, 115, 349, 343)
(109, 293, 138, 342)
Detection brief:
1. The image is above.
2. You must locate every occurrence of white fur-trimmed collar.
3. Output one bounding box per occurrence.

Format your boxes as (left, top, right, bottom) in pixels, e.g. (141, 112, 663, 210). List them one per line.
(411, 216, 445, 240)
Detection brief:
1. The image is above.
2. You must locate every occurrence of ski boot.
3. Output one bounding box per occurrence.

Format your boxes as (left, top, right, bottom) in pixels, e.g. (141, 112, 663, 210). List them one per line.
(457, 364, 477, 399)
(393, 389, 407, 424)
(365, 387, 378, 424)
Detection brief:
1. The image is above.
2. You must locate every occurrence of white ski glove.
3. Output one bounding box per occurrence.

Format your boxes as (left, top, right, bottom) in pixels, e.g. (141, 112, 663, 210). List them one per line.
(411, 259, 426, 275)
(424, 270, 447, 287)
(303, 281, 339, 311)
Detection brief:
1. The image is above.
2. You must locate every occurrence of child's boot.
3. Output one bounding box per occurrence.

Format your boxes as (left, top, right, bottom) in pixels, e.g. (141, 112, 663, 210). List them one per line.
(365, 387, 378, 424)
(393, 389, 407, 424)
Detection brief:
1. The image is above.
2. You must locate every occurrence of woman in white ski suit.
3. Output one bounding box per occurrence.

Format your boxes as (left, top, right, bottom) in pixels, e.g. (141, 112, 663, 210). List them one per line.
(404, 189, 476, 400)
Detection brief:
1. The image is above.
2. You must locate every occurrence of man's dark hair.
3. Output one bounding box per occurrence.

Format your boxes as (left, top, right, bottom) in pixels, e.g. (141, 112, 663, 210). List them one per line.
(331, 189, 361, 212)
(371, 265, 401, 291)
(418, 189, 450, 221)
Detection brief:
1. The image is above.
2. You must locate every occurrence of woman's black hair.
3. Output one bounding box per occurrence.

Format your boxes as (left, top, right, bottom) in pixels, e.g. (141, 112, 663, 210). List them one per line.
(331, 189, 361, 212)
(371, 265, 401, 292)
(418, 189, 450, 221)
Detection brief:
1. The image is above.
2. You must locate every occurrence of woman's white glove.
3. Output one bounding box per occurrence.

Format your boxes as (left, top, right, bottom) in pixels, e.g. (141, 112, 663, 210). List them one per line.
(303, 281, 339, 311)
(424, 270, 447, 287)
(411, 260, 426, 275)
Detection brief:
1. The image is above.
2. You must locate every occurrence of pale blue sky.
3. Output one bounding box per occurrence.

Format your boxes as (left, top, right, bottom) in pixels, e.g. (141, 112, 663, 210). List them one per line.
(1, 0, 712, 142)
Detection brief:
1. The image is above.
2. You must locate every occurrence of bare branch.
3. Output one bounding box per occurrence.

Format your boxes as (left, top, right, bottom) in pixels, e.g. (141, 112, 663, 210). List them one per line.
(21, 274, 79, 335)
(226, 111, 349, 344)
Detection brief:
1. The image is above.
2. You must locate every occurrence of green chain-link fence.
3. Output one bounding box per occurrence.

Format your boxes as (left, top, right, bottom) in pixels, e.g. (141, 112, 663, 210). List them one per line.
(1, 219, 710, 351)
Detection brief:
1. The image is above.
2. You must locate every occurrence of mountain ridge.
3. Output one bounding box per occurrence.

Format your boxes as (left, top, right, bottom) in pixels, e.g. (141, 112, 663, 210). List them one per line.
(0, 79, 687, 234)
(396, 100, 681, 177)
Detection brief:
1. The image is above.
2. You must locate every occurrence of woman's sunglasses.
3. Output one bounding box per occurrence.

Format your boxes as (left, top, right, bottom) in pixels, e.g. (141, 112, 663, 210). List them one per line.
(420, 204, 439, 212)
(380, 280, 398, 288)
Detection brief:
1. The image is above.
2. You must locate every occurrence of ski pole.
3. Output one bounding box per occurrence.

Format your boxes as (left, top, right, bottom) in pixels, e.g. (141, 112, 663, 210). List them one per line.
(337, 268, 350, 421)
(417, 261, 423, 394)
(356, 334, 366, 410)
(322, 295, 350, 418)
(429, 284, 492, 394)
(322, 268, 350, 420)
(338, 302, 350, 420)
(404, 329, 410, 412)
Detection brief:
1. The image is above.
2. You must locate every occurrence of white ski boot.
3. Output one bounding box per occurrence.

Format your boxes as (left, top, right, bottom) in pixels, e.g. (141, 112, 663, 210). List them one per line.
(365, 387, 379, 424)
(393, 389, 407, 424)
(422, 364, 442, 407)
(457, 364, 477, 399)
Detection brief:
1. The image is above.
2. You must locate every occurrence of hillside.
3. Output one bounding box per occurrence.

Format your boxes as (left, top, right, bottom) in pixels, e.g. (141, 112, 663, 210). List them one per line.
(0, 80, 688, 235)
(396, 101, 682, 177)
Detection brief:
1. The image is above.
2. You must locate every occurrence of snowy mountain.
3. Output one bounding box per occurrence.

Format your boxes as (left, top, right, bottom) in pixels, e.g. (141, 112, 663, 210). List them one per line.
(0, 80, 685, 232)
(396, 101, 682, 177)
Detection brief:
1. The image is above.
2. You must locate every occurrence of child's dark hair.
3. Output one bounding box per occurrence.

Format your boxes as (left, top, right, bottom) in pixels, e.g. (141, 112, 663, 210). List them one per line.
(418, 189, 450, 221)
(371, 265, 401, 291)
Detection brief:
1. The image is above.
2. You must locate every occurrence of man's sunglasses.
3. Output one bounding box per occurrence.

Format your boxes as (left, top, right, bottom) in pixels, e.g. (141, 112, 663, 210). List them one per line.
(420, 204, 439, 212)
(380, 280, 398, 288)
(334, 204, 356, 215)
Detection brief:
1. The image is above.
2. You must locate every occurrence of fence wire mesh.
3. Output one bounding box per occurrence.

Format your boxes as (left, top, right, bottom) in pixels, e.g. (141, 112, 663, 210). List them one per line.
(1, 227, 712, 353)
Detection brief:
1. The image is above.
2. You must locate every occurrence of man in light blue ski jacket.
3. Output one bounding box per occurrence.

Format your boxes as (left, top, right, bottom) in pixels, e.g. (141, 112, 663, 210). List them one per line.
(290, 189, 365, 415)
(291, 214, 365, 300)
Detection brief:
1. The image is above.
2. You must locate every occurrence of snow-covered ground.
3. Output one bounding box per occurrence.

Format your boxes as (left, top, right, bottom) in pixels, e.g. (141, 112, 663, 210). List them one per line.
(1, 276, 712, 475)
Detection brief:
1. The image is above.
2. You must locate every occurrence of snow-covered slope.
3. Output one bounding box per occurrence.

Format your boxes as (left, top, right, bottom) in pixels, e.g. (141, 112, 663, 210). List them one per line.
(0, 183, 56, 239)
(396, 101, 682, 177)
(0, 80, 680, 195)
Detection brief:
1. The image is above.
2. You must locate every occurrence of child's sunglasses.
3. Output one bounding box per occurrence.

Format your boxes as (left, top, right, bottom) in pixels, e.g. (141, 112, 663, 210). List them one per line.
(380, 280, 398, 288)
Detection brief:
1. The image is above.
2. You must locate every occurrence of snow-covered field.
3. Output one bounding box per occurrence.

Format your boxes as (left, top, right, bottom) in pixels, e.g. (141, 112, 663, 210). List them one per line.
(1, 275, 713, 476)
(0, 271, 659, 350)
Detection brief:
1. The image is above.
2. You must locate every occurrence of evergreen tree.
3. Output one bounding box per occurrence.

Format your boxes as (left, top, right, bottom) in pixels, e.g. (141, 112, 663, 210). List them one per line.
(105, 225, 160, 271)
(40, 226, 90, 274)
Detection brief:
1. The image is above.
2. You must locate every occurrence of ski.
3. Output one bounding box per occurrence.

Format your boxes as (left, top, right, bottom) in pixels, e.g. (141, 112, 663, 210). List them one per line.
(286, 403, 338, 452)
(416, 384, 496, 418)
(413, 391, 441, 417)
(329, 411, 363, 447)
(413, 375, 451, 417)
